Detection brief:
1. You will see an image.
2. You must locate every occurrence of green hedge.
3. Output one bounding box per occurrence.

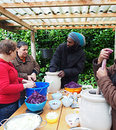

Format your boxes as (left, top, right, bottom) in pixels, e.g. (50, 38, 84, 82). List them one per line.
(0, 28, 115, 87)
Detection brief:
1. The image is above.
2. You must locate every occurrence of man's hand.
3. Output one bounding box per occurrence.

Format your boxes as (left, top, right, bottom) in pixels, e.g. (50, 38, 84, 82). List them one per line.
(98, 48, 113, 64)
(58, 70, 65, 78)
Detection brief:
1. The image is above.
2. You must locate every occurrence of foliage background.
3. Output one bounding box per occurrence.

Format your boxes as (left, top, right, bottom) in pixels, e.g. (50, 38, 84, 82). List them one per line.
(0, 28, 115, 87)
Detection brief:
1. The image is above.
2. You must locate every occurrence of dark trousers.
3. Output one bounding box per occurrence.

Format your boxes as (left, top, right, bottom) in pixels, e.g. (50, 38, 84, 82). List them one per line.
(0, 101, 18, 126)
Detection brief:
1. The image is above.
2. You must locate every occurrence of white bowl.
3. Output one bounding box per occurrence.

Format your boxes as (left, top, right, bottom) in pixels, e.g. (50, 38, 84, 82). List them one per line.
(49, 100, 61, 110)
(3, 113, 43, 130)
(65, 113, 80, 127)
(52, 92, 62, 100)
(62, 97, 73, 107)
(82, 85, 93, 90)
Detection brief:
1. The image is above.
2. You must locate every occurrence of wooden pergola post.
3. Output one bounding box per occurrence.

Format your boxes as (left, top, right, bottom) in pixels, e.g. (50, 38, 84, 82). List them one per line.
(114, 28, 116, 59)
(31, 30, 36, 60)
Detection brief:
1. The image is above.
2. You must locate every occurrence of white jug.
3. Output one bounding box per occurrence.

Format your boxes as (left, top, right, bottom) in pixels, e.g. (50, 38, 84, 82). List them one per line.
(44, 72, 61, 93)
(79, 89, 112, 130)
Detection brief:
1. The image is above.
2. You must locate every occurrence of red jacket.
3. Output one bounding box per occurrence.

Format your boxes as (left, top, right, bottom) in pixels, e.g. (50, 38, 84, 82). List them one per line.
(0, 58, 24, 104)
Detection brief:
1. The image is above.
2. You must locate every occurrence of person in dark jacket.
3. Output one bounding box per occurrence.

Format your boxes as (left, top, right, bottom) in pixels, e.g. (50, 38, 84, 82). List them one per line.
(12, 41, 40, 107)
(49, 32, 86, 88)
(12, 41, 40, 81)
(93, 48, 116, 130)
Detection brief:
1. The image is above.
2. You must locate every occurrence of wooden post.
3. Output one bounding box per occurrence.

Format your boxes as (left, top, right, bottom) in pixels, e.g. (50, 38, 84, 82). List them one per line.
(31, 30, 36, 60)
(115, 28, 116, 59)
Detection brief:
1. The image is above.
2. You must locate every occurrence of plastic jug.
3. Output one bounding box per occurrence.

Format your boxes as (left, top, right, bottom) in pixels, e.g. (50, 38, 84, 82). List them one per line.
(79, 89, 112, 130)
(44, 72, 61, 93)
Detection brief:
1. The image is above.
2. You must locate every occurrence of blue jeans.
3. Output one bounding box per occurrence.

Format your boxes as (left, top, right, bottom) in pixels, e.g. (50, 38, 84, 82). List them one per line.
(0, 102, 18, 126)
(18, 97, 25, 108)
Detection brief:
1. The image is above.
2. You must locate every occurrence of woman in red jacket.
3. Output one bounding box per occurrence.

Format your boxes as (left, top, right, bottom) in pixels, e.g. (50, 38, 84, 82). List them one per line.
(0, 39, 35, 123)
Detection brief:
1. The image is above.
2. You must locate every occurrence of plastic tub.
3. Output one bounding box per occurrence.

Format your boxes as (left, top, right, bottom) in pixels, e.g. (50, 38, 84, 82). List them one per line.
(46, 112, 58, 123)
(49, 100, 61, 110)
(26, 82, 49, 97)
(25, 98, 47, 112)
(65, 87, 82, 94)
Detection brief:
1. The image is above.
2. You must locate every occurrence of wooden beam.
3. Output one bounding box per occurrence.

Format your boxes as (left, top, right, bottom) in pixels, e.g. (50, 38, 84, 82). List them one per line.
(0, 22, 18, 32)
(34, 25, 116, 30)
(31, 31, 36, 60)
(19, 13, 116, 19)
(0, 13, 115, 20)
(0, 5, 35, 31)
(6, 21, 116, 27)
(15, 25, 116, 30)
(1, 0, 116, 8)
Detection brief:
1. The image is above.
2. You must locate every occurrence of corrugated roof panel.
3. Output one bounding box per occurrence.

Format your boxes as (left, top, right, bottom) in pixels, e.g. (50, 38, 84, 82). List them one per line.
(94, 18, 102, 21)
(6, 9, 18, 15)
(109, 17, 116, 21)
(81, 18, 86, 22)
(103, 17, 110, 21)
(28, 19, 38, 24)
(51, 7, 60, 14)
(36, 19, 43, 23)
(42, 19, 51, 23)
(81, 6, 89, 14)
(89, 6, 99, 13)
(0, 0, 115, 30)
(6, 20, 20, 25)
(87, 18, 94, 22)
(73, 18, 81, 22)
(40, 7, 52, 15)
(23, 19, 32, 24)
(31, 8, 43, 15)
(98, 5, 110, 13)
(49, 19, 57, 23)
(61, 7, 71, 14)
(23, 0, 30, 1)
(108, 5, 116, 13)
(22, 8, 35, 15)
(14, 0, 23, 2)
(1, 0, 13, 3)
(65, 18, 72, 22)
(13, 8, 27, 15)
(57, 19, 65, 23)
(71, 6, 81, 14)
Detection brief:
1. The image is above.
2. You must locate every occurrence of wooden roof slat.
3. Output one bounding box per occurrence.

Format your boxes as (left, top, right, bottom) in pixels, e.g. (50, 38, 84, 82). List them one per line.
(1, 1, 116, 8)
(0, 13, 115, 21)
(6, 21, 116, 26)
(15, 25, 116, 30)
(0, 0, 116, 31)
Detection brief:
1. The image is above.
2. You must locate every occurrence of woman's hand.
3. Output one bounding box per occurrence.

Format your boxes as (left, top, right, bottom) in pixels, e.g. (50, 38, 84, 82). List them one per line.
(23, 81, 35, 89)
(22, 79, 32, 84)
(31, 73, 36, 81)
(96, 67, 108, 79)
(98, 48, 113, 64)
(28, 73, 36, 81)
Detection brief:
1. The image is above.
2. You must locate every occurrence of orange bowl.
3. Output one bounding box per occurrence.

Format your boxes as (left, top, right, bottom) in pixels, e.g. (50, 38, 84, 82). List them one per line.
(64, 87, 82, 94)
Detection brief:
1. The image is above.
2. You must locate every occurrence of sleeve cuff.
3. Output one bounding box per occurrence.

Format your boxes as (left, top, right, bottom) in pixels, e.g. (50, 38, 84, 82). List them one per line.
(33, 70, 37, 74)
